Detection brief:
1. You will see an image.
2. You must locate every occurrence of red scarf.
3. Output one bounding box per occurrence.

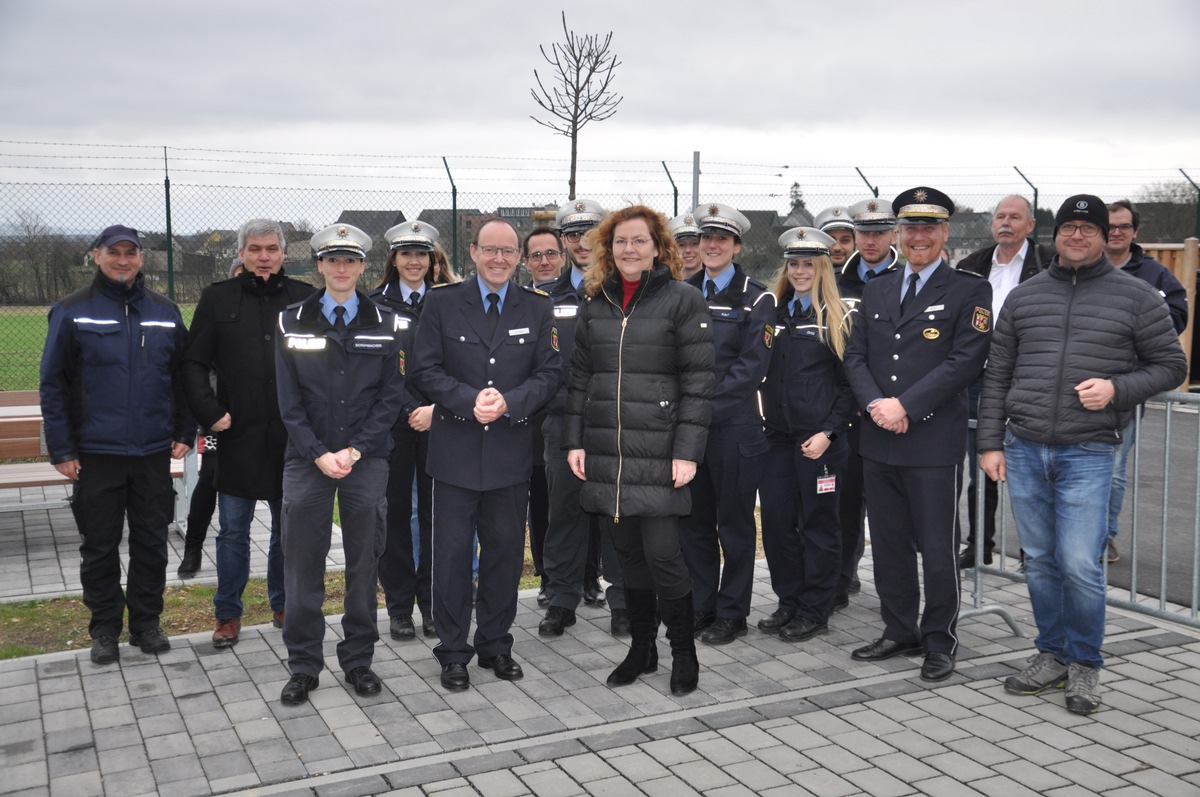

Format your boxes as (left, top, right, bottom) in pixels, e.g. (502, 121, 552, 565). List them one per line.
(621, 275, 640, 309)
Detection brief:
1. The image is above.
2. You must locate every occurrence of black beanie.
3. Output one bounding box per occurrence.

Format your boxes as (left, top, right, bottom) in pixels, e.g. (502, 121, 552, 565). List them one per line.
(1054, 195, 1109, 241)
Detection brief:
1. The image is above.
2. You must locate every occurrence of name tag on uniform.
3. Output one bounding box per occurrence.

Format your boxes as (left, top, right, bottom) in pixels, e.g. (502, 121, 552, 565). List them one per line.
(554, 306, 578, 318)
(509, 327, 530, 336)
(817, 474, 837, 494)
(286, 335, 327, 351)
(393, 316, 411, 331)
(924, 304, 945, 312)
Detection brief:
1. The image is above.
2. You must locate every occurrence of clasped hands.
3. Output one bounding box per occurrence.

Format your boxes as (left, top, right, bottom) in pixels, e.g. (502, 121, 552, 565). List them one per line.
(868, 397, 909, 435)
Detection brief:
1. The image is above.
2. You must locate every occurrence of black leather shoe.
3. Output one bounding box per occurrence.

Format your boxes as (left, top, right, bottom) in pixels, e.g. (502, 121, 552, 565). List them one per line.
(422, 616, 436, 638)
(536, 577, 550, 608)
(958, 547, 993, 569)
(692, 611, 716, 639)
(779, 617, 828, 642)
(345, 666, 382, 696)
(280, 673, 319, 705)
(851, 638, 923, 661)
(176, 548, 202, 578)
(478, 653, 524, 681)
(390, 615, 415, 640)
(90, 635, 119, 665)
(610, 607, 630, 637)
(129, 626, 171, 654)
(700, 617, 747, 646)
(583, 579, 605, 606)
(440, 662, 469, 691)
(538, 606, 576, 637)
(832, 593, 850, 612)
(920, 652, 955, 682)
(757, 608, 795, 634)
(847, 574, 861, 595)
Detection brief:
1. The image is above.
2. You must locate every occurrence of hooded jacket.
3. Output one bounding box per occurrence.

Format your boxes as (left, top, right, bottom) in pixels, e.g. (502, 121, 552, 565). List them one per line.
(564, 264, 714, 519)
(977, 256, 1187, 450)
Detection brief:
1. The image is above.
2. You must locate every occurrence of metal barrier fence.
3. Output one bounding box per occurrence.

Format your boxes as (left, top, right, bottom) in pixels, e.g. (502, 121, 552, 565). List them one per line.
(964, 392, 1200, 633)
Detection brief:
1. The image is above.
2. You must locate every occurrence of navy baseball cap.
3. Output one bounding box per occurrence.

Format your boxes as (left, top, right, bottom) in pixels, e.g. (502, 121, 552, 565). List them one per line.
(94, 225, 143, 249)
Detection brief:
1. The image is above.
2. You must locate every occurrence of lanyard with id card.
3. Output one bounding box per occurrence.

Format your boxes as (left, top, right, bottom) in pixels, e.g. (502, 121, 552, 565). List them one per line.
(816, 464, 837, 495)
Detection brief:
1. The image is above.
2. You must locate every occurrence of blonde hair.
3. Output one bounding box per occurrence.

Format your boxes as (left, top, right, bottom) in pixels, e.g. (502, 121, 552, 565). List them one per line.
(771, 253, 852, 358)
(582, 205, 683, 297)
(431, 243, 460, 284)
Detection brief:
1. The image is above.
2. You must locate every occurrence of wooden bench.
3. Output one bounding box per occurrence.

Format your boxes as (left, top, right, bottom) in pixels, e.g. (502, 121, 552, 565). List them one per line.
(0, 390, 193, 527)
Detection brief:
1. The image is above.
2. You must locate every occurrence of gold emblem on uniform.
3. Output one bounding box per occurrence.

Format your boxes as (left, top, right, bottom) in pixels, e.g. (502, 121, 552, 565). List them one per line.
(337, 226, 348, 237)
(832, 208, 842, 216)
(575, 201, 586, 212)
(972, 306, 992, 333)
(763, 323, 774, 349)
(684, 214, 694, 224)
(398, 350, 406, 375)
(923, 328, 940, 340)
(914, 190, 928, 203)
(797, 229, 807, 239)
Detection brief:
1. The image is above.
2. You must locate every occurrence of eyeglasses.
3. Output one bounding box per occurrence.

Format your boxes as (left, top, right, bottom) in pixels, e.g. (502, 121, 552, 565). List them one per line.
(563, 231, 585, 243)
(612, 237, 653, 249)
(526, 249, 563, 262)
(1109, 223, 1135, 233)
(1058, 223, 1102, 238)
(475, 245, 520, 259)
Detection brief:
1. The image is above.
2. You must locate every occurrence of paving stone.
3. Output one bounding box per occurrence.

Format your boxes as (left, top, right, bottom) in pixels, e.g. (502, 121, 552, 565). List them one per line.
(517, 767, 586, 797)
(467, 769, 528, 797)
(313, 774, 393, 796)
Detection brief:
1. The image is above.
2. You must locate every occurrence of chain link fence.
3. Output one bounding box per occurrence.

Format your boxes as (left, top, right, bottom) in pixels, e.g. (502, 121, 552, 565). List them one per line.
(2, 147, 1198, 390)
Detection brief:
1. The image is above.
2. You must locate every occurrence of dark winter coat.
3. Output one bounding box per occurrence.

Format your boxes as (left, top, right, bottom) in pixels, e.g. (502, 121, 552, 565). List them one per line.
(181, 269, 315, 499)
(1119, 244, 1188, 335)
(564, 264, 715, 520)
(977, 256, 1187, 450)
(955, 238, 1053, 285)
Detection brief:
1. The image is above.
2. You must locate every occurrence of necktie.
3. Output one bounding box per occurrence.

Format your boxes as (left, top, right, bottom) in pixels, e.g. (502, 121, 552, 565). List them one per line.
(409, 291, 421, 308)
(863, 269, 874, 282)
(705, 279, 717, 300)
(792, 299, 804, 319)
(900, 273, 919, 314)
(333, 305, 346, 330)
(486, 292, 500, 335)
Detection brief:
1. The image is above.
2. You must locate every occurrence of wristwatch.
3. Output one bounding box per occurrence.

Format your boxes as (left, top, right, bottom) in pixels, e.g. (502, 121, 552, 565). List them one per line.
(822, 430, 837, 441)
(347, 446, 362, 463)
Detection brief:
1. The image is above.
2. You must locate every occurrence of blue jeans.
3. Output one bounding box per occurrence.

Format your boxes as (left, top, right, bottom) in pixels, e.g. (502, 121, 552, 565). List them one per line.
(1004, 431, 1115, 668)
(1106, 420, 1136, 542)
(214, 493, 284, 619)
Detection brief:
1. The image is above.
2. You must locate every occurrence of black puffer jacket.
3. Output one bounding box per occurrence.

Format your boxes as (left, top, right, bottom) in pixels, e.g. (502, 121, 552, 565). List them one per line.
(564, 264, 714, 520)
(978, 256, 1186, 450)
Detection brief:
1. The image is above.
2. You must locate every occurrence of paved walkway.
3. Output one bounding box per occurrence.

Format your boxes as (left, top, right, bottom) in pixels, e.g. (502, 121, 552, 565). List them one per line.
(2, 498, 1199, 796)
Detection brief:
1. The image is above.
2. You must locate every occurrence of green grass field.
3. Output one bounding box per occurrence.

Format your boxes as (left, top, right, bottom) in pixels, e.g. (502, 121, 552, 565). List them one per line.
(0, 304, 196, 391)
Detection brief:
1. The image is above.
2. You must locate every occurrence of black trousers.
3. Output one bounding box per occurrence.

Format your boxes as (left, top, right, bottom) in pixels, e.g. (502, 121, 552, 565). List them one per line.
(603, 515, 691, 600)
(681, 423, 766, 619)
(837, 420, 866, 594)
(863, 459, 962, 655)
(282, 457, 387, 676)
(72, 451, 174, 638)
(378, 423, 433, 619)
(759, 433, 848, 623)
(183, 443, 217, 551)
(431, 479, 528, 665)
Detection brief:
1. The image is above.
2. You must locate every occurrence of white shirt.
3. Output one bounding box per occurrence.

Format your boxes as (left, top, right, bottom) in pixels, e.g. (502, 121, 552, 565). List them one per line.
(989, 240, 1027, 320)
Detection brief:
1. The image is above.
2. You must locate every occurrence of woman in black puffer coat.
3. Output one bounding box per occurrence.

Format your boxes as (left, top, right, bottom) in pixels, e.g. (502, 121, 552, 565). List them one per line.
(564, 205, 714, 695)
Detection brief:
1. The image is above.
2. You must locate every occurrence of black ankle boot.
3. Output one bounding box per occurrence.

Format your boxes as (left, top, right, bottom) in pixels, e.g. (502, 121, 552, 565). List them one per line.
(659, 592, 699, 695)
(607, 589, 659, 686)
(176, 547, 202, 578)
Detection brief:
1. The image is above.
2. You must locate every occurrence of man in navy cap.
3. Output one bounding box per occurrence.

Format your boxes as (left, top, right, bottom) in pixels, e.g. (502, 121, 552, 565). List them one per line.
(275, 223, 406, 706)
(682, 203, 777, 646)
(978, 195, 1185, 714)
(843, 187, 992, 682)
(40, 224, 193, 666)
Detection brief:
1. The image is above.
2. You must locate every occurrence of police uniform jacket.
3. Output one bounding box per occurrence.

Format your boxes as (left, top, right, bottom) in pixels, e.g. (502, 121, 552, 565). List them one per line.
(564, 264, 714, 519)
(685, 265, 776, 426)
(837, 248, 901, 310)
(369, 280, 431, 418)
(181, 269, 315, 499)
(409, 280, 560, 492)
(760, 297, 856, 439)
(536, 268, 586, 415)
(843, 263, 992, 467)
(40, 270, 193, 463)
(275, 290, 406, 462)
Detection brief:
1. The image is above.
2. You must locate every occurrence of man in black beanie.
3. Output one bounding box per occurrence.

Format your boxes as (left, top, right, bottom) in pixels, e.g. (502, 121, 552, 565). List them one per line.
(977, 195, 1186, 715)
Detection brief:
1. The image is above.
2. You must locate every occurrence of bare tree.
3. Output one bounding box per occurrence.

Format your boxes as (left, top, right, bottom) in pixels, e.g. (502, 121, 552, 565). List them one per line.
(530, 12, 622, 200)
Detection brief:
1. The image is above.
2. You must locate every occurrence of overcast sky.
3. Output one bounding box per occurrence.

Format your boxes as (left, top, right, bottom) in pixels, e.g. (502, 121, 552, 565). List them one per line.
(2, 0, 1199, 208)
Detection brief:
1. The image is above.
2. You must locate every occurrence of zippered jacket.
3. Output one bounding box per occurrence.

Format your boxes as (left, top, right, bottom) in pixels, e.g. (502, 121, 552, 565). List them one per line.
(977, 256, 1186, 450)
(564, 264, 714, 519)
(40, 270, 192, 462)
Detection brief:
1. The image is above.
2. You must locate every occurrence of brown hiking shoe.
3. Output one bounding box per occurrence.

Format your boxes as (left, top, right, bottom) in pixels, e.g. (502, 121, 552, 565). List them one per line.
(212, 618, 241, 648)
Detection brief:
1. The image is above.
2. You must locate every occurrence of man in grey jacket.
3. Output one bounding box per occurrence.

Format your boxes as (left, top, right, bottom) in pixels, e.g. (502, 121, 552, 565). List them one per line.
(977, 195, 1186, 716)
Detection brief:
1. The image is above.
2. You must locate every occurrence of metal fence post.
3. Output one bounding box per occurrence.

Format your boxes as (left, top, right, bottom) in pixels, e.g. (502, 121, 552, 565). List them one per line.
(1014, 166, 1038, 235)
(691, 151, 700, 210)
(854, 168, 879, 198)
(662, 161, 678, 216)
(163, 146, 175, 301)
(1180, 169, 1200, 239)
(442, 157, 457, 270)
